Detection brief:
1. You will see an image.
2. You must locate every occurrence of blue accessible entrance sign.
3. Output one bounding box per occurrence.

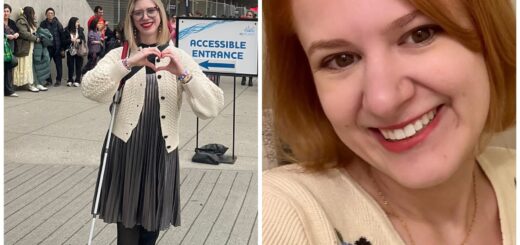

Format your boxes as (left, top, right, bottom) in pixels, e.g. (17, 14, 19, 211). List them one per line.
(177, 18, 258, 76)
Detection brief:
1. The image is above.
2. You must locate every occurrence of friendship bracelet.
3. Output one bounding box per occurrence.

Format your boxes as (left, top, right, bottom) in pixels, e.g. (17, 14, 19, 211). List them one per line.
(181, 73, 193, 84)
(178, 70, 192, 84)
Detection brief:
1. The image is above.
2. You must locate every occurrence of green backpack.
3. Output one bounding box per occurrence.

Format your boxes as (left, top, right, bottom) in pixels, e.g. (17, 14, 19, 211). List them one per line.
(4, 34, 13, 63)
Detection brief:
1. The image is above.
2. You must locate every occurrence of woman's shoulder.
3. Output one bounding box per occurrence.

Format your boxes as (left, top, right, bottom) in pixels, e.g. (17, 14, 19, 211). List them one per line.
(16, 16, 27, 25)
(8, 19, 17, 27)
(104, 46, 124, 58)
(478, 146, 515, 169)
(265, 163, 345, 181)
(166, 43, 193, 58)
(264, 164, 348, 201)
(478, 146, 515, 184)
(263, 164, 340, 244)
(263, 164, 304, 194)
(167, 44, 187, 55)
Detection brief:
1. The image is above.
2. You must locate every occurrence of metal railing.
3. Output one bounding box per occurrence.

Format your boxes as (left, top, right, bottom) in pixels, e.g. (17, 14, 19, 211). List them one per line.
(165, 0, 251, 18)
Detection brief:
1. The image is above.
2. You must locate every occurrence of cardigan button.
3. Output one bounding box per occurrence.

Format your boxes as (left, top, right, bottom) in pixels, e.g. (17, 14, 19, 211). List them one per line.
(156, 57, 161, 62)
(164, 135, 168, 139)
(158, 75, 162, 79)
(161, 96, 165, 100)
(167, 145, 171, 149)
(161, 115, 166, 119)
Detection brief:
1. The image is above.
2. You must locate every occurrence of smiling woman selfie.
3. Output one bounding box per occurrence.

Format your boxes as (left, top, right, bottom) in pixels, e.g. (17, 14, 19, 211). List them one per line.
(263, 0, 515, 244)
(81, 0, 224, 244)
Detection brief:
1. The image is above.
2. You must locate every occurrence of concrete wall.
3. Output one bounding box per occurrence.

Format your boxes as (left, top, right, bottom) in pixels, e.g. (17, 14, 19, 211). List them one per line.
(6, 0, 94, 81)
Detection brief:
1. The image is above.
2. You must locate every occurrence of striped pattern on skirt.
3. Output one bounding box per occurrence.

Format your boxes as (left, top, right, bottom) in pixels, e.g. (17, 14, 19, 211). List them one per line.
(92, 72, 181, 232)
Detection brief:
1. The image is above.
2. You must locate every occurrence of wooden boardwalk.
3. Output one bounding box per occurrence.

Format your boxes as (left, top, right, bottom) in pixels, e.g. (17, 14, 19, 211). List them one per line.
(4, 163, 258, 245)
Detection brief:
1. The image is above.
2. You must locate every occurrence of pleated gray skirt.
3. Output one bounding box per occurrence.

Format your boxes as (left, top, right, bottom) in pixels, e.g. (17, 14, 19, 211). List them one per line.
(92, 73, 181, 232)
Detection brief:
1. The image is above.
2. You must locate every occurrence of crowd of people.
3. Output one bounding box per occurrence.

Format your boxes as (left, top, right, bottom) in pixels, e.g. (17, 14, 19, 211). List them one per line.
(4, 4, 257, 98)
(4, 4, 116, 96)
(4, 4, 161, 97)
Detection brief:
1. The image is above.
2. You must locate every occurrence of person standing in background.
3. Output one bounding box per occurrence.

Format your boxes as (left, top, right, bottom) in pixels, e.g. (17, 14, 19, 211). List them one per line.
(13, 6, 40, 92)
(82, 17, 103, 75)
(104, 21, 124, 54)
(4, 3, 19, 97)
(88, 5, 114, 56)
(63, 17, 86, 87)
(32, 26, 53, 91)
(241, 10, 255, 87)
(88, 5, 104, 28)
(167, 14, 176, 44)
(40, 7, 65, 87)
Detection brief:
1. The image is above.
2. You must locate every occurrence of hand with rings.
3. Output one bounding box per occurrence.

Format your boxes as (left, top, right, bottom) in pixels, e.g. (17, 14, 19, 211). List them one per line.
(126, 46, 163, 70)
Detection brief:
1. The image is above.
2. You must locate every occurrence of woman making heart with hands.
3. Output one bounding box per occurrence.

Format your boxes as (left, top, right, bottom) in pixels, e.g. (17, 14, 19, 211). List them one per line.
(81, 0, 224, 244)
(126, 46, 190, 82)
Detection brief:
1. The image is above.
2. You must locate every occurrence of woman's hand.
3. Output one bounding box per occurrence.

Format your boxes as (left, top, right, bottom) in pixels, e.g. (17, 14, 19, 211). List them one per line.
(155, 48, 185, 76)
(126, 47, 163, 70)
(6, 34, 15, 40)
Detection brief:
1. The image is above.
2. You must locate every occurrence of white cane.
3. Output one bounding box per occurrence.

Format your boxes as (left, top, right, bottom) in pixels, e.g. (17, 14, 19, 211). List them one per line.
(88, 88, 122, 245)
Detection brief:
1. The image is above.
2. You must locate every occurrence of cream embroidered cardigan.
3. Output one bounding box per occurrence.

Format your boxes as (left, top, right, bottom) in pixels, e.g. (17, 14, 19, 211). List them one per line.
(81, 45, 224, 153)
(263, 147, 515, 244)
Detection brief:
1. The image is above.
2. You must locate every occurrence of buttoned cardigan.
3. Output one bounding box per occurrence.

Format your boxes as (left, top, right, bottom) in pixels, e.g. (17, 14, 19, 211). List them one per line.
(81, 45, 224, 153)
(263, 147, 515, 244)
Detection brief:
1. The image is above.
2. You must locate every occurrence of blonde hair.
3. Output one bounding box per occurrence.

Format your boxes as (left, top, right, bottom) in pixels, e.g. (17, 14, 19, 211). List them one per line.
(264, 0, 516, 171)
(124, 0, 171, 50)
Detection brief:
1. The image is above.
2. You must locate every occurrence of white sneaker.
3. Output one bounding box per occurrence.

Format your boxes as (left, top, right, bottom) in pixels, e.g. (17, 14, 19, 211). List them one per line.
(67, 82, 72, 87)
(73, 82, 80, 87)
(36, 84, 48, 91)
(8, 93, 18, 97)
(27, 85, 39, 92)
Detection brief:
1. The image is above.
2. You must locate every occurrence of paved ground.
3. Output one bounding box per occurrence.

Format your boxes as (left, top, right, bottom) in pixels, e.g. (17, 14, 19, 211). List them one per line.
(4, 76, 258, 245)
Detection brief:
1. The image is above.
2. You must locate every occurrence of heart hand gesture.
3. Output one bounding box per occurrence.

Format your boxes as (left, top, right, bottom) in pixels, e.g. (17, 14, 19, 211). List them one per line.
(155, 48, 185, 77)
(126, 46, 163, 70)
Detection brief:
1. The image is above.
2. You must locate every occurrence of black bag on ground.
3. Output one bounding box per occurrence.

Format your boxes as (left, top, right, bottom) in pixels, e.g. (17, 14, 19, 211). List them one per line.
(192, 144, 229, 165)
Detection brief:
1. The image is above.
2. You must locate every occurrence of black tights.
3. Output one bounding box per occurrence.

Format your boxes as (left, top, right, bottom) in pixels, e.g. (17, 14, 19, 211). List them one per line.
(117, 223, 160, 245)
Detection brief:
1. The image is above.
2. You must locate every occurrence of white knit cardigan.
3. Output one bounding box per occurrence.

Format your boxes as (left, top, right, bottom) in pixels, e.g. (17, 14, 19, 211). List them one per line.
(263, 147, 515, 244)
(81, 45, 224, 153)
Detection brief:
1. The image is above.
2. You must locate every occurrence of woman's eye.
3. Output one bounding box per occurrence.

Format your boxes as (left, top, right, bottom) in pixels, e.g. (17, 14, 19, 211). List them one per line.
(402, 25, 442, 45)
(321, 53, 360, 70)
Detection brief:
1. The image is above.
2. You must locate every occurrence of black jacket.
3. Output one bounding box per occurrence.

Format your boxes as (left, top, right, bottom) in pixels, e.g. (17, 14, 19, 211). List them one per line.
(39, 17, 65, 51)
(62, 27, 86, 49)
(5, 19, 19, 34)
(4, 19, 19, 51)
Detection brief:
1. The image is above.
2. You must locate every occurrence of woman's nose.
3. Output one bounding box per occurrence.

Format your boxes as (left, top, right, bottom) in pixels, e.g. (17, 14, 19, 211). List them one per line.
(361, 51, 415, 119)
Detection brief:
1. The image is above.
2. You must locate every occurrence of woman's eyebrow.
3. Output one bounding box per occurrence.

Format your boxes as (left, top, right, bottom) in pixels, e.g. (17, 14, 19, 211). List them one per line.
(386, 10, 421, 31)
(307, 10, 421, 56)
(307, 39, 353, 56)
(306, 10, 422, 56)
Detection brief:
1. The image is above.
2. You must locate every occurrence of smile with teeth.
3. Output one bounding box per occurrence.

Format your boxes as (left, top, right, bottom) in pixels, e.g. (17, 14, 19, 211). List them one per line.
(379, 109, 437, 141)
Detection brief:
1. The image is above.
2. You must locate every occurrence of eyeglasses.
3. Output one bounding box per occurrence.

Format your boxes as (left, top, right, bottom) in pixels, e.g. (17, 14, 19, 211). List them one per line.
(132, 7, 159, 20)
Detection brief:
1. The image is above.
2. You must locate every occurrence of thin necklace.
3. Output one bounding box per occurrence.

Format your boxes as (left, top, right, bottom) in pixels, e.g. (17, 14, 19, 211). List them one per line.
(368, 168, 477, 245)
